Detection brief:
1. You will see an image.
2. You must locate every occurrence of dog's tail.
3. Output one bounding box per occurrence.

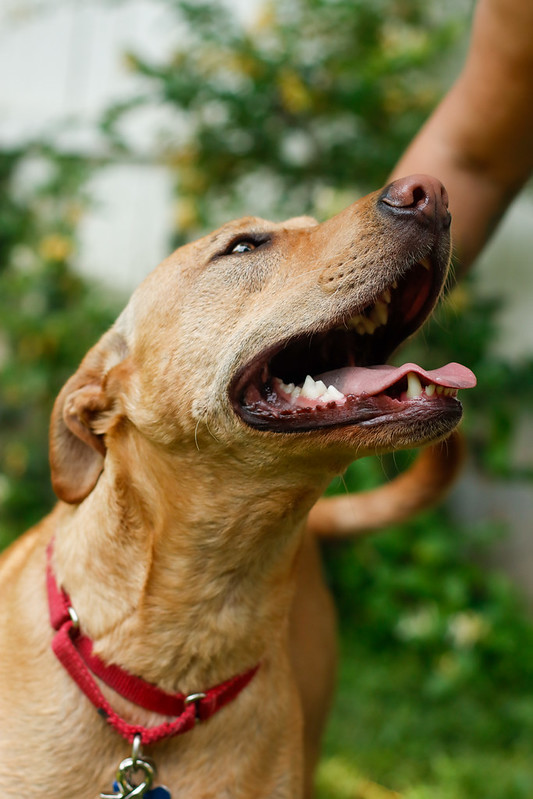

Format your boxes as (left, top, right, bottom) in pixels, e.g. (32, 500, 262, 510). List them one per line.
(307, 430, 465, 538)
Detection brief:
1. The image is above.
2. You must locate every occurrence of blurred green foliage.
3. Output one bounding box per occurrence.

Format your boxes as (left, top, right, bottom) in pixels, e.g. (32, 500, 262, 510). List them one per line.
(103, 0, 469, 239)
(0, 148, 119, 548)
(2, 0, 533, 795)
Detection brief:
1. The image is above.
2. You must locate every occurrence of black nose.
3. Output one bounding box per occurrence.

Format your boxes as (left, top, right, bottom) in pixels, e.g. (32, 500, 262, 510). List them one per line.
(379, 174, 451, 229)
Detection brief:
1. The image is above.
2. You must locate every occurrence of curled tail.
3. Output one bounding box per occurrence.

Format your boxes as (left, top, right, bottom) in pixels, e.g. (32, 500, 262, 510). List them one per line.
(307, 430, 465, 539)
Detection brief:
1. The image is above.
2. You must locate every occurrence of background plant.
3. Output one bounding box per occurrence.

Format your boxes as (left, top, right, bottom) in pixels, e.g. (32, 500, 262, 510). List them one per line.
(0, 146, 119, 549)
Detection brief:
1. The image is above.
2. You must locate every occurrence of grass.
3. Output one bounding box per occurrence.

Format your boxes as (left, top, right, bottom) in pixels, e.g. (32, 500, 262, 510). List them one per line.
(317, 631, 533, 799)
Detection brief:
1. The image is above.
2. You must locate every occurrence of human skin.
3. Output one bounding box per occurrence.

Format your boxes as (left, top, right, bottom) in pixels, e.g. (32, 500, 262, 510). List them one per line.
(391, 0, 533, 277)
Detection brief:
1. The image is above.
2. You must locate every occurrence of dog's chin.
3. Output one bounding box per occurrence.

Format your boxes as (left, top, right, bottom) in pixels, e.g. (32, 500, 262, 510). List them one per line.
(228, 250, 476, 445)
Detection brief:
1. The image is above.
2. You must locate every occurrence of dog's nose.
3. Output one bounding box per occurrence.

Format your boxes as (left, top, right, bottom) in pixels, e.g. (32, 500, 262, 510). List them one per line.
(379, 174, 450, 228)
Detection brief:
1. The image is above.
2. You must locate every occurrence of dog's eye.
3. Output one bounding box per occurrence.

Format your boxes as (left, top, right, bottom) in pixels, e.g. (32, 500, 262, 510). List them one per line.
(231, 241, 257, 254)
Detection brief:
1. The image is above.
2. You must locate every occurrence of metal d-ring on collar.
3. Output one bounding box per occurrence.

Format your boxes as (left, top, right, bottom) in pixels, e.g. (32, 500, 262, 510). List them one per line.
(100, 734, 157, 798)
(184, 692, 207, 720)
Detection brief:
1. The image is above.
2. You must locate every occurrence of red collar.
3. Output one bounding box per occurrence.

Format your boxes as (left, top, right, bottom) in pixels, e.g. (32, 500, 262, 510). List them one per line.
(46, 542, 259, 745)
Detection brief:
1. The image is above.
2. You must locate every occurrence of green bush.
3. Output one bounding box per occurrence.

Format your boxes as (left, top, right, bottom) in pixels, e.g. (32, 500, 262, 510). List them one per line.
(0, 147, 120, 548)
(103, 0, 469, 237)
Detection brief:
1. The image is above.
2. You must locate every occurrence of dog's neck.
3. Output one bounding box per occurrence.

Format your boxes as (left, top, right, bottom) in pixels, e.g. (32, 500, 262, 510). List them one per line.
(51, 433, 333, 694)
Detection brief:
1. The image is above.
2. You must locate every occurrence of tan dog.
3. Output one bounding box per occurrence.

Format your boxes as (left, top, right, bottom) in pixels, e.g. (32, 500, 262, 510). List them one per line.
(0, 175, 475, 798)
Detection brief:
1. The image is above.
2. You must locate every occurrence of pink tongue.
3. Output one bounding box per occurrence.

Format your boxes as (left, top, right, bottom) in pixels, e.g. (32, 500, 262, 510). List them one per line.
(317, 362, 476, 396)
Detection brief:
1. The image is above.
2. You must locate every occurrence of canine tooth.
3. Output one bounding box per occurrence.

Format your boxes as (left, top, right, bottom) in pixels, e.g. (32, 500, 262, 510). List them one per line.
(406, 372, 423, 398)
(420, 257, 431, 271)
(362, 316, 378, 335)
(374, 300, 389, 325)
(382, 288, 392, 304)
(425, 383, 436, 397)
(326, 385, 345, 400)
(300, 375, 323, 399)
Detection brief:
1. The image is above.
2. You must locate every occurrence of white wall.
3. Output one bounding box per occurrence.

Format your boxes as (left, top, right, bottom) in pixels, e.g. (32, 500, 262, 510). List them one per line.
(0, 0, 260, 289)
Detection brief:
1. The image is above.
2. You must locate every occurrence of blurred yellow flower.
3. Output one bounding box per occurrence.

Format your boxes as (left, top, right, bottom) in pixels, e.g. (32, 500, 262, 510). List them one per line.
(448, 610, 490, 649)
(174, 197, 200, 232)
(39, 234, 73, 262)
(179, 166, 208, 194)
(252, 1, 276, 33)
(122, 52, 140, 72)
(383, 86, 409, 116)
(4, 442, 28, 477)
(278, 69, 312, 114)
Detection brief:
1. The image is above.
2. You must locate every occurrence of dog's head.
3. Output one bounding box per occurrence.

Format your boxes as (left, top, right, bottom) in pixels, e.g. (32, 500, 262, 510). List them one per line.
(50, 175, 475, 503)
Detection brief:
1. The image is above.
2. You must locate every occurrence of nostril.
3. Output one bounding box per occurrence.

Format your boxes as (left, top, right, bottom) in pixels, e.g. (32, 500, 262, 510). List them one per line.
(379, 174, 450, 228)
(411, 185, 427, 208)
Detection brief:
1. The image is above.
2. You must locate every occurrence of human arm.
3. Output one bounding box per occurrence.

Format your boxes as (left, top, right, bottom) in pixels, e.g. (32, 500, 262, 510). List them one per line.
(390, 0, 533, 276)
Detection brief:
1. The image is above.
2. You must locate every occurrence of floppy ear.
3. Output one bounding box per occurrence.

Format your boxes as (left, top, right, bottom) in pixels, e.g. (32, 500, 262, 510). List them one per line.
(49, 329, 129, 504)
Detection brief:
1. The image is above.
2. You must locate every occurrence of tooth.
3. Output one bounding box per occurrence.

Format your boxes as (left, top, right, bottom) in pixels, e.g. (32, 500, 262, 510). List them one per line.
(278, 380, 295, 394)
(392, 280, 398, 289)
(369, 306, 381, 326)
(406, 372, 423, 398)
(425, 383, 435, 396)
(300, 375, 328, 399)
(347, 314, 364, 330)
(300, 375, 317, 399)
(436, 386, 444, 395)
(362, 316, 378, 335)
(382, 288, 392, 304)
(356, 321, 367, 335)
(373, 300, 389, 325)
(420, 257, 431, 271)
(326, 385, 345, 400)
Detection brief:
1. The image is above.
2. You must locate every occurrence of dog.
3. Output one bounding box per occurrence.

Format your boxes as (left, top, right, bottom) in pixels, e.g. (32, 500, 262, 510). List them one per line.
(0, 174, 475, 798)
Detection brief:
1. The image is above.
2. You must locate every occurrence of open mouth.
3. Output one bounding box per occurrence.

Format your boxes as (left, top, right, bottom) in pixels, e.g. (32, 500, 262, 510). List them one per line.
(230, 255, 476, 433)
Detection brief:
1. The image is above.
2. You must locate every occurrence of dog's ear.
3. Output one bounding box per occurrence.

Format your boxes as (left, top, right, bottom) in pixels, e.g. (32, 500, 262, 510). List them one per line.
(50, 329, 130, 504)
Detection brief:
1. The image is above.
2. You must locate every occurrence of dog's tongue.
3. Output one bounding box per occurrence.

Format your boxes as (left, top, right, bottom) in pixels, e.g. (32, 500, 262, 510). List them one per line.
(317, 362, 476, 396)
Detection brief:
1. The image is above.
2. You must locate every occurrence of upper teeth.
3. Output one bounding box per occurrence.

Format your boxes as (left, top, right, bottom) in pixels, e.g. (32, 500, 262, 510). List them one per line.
(277, 375, 345, 403)
(346, 287, 392, 335)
